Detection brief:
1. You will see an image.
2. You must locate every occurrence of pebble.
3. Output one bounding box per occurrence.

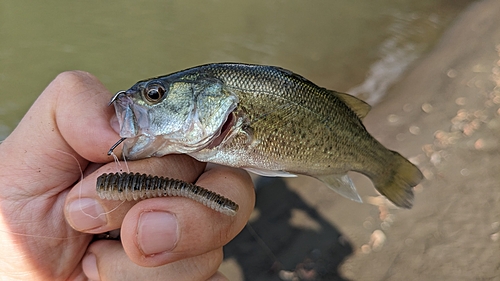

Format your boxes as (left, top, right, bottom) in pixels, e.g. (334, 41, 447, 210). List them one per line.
(405, 238, 414, 246)
(396, 133, 406, 141)
(460, 168, 470, 176)
(387, 114, 399, 123)
(474, 139, 484, 150)
(422, 103, 433, 113)
(455, 97, 467, 106)
(414, 183, 425, 193)
(403, 103, 414, 112)
(491, 232, 499, 242)
(409, 125, 421, 135)
(381, 222, 391, 231)
(447, 68, 458, 78)
(370, 230, 386, 251)
(492, 222, 500, 230)
(363, 220, 373, 230)
(421, 168, 434, 180)
(361, 244, 371, 254)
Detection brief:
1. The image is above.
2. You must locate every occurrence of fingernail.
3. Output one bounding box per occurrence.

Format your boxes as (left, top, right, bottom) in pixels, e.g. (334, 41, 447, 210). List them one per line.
(137, 211, 178, 256)
(67, 198, 107, 230)
(82, 253, 100, 281)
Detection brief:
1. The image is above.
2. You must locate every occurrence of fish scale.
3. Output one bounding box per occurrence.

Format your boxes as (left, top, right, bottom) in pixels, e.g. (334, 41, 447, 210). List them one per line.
(109, 63, 423, 208)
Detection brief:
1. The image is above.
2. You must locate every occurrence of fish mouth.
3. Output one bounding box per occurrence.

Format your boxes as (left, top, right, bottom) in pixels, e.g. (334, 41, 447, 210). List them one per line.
(107, 136, 163, 159)
(111, 91, 151, 138)
(108, 90, 156, 159)
(206, 112, 235, 149)
(122, 135, 165, 159)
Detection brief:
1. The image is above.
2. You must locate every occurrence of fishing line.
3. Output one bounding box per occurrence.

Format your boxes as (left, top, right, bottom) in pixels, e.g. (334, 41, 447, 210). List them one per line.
(110, 150, 130, 173)
(0, 148, 90, 241)
(245, 222, 283, 270)
(50, 148, 126, 220)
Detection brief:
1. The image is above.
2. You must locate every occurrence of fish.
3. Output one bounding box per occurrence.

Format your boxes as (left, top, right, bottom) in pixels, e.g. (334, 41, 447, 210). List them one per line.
(108, 63, 423, 208)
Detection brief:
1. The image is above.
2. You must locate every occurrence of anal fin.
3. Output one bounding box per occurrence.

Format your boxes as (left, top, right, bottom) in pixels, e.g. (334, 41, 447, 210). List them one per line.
(244, 167, 298, 177)
(317, 174, 362, 203)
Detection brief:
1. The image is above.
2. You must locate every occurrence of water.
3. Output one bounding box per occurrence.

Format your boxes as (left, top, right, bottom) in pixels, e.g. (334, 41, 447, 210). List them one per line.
(0, 0, 475, 141)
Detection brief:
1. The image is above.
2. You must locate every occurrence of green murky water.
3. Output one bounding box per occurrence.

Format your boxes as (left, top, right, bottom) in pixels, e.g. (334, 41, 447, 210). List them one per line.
(0, 0, 475, 140)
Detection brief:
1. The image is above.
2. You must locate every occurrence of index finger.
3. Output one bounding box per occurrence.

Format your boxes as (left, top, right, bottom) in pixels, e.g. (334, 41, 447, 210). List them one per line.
(0, 71, 119, 198)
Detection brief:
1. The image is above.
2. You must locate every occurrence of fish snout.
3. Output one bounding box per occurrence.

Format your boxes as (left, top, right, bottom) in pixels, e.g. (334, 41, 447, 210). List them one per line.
(110, 91, 142, 138)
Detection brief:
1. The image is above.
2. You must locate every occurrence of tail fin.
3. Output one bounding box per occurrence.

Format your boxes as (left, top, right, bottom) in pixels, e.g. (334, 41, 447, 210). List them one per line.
(373, 151, 423, 208)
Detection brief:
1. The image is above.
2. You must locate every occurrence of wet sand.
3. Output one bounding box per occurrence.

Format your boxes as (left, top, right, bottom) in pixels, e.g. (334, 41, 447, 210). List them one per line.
(222, 0, 500, 279)
(339, 0, 500, 279)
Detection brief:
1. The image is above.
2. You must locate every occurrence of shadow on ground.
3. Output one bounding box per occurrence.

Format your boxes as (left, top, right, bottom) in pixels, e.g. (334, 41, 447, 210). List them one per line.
(224, 177, 352, 281)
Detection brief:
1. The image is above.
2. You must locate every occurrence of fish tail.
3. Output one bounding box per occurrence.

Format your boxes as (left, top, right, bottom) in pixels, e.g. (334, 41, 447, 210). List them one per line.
(372, 151, 423, 208)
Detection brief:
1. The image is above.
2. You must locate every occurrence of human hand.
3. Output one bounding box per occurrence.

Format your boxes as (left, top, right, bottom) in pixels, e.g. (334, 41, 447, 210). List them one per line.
(0, 71, 255, 280)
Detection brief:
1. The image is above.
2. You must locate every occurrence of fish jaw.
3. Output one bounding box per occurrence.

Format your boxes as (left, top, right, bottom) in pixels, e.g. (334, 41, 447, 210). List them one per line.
(113, 92, 142, 138)
(111, 91, 160, 158)
(122, 135, 159, 159)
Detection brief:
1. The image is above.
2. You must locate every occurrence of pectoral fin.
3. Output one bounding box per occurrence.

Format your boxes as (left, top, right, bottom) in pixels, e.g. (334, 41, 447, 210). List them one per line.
(317, 174, 362, 203)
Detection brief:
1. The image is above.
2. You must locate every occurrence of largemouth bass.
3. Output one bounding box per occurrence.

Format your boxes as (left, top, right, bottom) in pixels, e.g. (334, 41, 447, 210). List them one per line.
(109, 63, 423, 208)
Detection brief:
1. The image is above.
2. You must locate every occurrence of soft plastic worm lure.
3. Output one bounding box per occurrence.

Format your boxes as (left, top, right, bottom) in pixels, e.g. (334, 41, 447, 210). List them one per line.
(96, 172, 239, 216)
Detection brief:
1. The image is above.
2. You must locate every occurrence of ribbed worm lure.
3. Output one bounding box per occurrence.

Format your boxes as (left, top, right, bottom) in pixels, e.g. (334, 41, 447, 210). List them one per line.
(96, 172, 238, 216)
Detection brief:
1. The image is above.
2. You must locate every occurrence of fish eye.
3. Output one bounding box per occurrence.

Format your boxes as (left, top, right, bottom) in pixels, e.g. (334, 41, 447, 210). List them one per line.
(144, 84, 166, 103)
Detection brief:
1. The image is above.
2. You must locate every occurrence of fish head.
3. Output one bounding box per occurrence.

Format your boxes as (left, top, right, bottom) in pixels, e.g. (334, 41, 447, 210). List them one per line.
(110, 77, 239, 159)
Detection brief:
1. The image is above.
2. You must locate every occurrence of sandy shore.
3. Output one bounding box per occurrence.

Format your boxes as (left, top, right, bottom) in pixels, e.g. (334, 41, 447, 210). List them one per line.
(221, 0, 500, 280)
(338, 0, 500, 279)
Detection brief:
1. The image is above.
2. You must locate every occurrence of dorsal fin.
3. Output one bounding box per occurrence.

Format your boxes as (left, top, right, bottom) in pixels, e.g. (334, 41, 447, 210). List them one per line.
(334, 91, 371, 120)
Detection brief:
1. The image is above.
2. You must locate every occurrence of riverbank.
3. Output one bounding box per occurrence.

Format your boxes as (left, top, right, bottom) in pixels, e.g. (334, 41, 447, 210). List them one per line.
(339, 0, 500, 279)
